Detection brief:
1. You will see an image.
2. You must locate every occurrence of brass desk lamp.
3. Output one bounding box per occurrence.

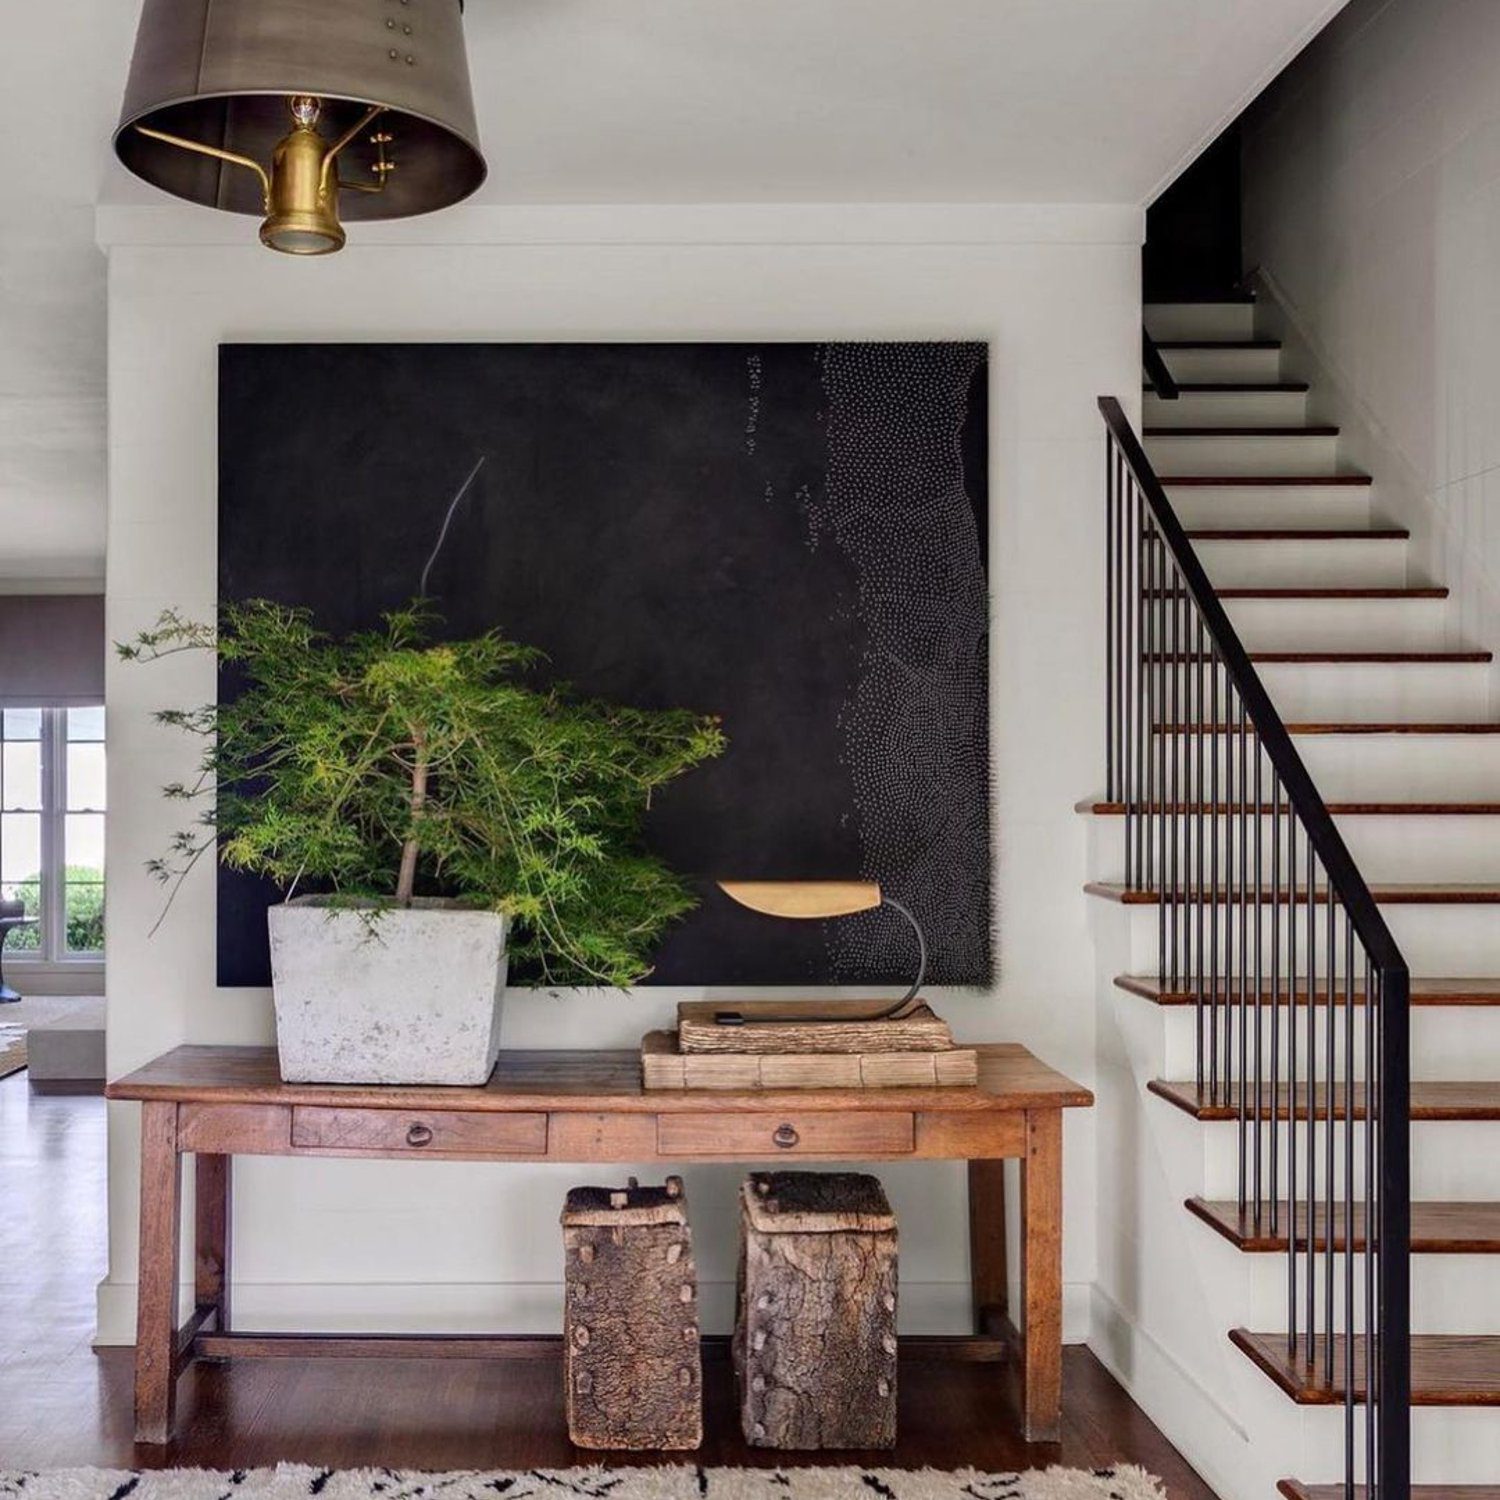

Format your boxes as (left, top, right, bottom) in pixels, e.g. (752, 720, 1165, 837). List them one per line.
(714, 880, 928, 1026)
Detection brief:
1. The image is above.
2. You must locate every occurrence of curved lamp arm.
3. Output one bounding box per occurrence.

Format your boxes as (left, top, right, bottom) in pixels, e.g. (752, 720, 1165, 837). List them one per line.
(132, 124, 272, 211)
(714, 880, 929, 1025)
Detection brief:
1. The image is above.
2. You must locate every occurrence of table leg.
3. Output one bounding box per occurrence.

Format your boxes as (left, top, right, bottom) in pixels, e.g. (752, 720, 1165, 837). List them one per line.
(967, 1158, 1008, 1335)
(134, 1101, 182, 1445)
(195, 1153, 232, 1334)
(1021, 1108, 1063, 1442)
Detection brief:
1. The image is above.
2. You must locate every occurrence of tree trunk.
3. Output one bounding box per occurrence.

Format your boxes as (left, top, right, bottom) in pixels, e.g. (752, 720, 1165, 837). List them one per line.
(735, 1172, 898, 1449)
(395, 736, 428, 905)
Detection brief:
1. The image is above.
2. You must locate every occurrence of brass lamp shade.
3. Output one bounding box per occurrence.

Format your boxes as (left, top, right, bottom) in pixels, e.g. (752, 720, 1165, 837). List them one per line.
(114, 0, 486, 252)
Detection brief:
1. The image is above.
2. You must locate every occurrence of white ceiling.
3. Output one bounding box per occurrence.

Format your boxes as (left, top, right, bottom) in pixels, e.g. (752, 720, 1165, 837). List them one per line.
(3, 0, 1347, 585)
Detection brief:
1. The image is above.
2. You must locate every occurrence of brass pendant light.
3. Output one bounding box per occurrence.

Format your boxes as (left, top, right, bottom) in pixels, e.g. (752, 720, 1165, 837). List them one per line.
(114, 0, 487, 256)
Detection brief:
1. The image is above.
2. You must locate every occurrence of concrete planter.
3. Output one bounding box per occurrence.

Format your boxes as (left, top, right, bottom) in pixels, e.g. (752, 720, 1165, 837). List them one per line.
(267, 896, 508, 1085)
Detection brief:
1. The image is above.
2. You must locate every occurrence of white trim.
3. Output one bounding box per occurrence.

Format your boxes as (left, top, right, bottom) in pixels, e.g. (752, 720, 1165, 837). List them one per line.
(1087, 1284, 1250, 1500)
(95, 201, 1145, 252)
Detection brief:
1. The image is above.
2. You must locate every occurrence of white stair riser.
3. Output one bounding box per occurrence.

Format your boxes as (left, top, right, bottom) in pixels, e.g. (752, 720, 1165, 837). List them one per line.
(1144, 432, 1341, 475)
(1138, 594, 1451, 649)
(1159, 347, 1284, 383)
(1153, 661, 1492, 720)
(1145, 389, 1310, 427)
(1194, 535, 1408, 587)
(1151, 737, 1500, 802)
(1201, 1120, 1500, 1202)
(1162, 485, 1373, 529)
(1145, 303, 1258, 341)
(1218, 596, 1450, 650)
(1160, 1003, 1500, 1083)
(1089, 813, 1500, 884)
(1123, 903, 1500, 975)
(1213, 1243, 1500, 1336)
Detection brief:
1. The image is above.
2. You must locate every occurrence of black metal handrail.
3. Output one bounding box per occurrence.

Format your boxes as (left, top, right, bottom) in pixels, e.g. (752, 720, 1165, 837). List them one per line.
(1099, 394, 1410, 1500)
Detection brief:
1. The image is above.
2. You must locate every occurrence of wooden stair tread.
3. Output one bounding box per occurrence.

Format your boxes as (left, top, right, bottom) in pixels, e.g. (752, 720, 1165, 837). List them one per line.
(1088, 881, 1500, 906)
(1116, 974, 1500, 1007)
(1144, 426, 1340, 437)
(1281, 1481, 1500, 1500)
(1187, 1197, 1500, 1253)
(1143, 650, 1490, 664)
(1157, 721, 1500, 735)
(1152, 339, 1282, 350)
(1149, 1078, 1500, 1122)
(1160, 474, 1372, 487)
(1148, 585, 1447, 599)
(1181, 526, 1408, 540)
(1146, 381, 1311, 393)
(1080, 798, 1500, 815)
(1232, 1329, 1500, 1405)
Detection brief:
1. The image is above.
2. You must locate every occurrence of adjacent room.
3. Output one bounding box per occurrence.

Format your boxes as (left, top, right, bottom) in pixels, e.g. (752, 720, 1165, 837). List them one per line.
(2, 4, 1495, 1500)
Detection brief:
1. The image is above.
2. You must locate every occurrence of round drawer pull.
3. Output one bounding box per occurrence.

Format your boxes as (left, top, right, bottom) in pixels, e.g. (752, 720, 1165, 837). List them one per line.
(772, 1123, 800, 1149)
(406, 1122, 434, 1148)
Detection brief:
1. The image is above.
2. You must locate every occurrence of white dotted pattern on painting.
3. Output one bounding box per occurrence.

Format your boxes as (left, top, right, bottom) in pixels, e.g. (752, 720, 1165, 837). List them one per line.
(817, 342, 992, 987)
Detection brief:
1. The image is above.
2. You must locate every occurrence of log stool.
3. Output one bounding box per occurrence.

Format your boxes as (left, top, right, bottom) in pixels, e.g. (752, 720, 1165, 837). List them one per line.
(561, 1175, 702, 1450)
(734, 1170, 898, 1449)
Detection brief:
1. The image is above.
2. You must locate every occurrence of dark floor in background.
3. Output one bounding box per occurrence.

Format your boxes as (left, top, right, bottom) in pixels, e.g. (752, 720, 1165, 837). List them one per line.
(0, 1074, 1216, 1494)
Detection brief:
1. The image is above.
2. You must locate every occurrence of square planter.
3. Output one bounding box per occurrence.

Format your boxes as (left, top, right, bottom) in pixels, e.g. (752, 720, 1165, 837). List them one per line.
(267, 896, 508, 1085)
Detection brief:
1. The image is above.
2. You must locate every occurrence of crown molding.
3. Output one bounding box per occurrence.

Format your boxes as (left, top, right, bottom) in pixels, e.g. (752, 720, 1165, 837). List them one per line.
(96, 200, 1144, 251)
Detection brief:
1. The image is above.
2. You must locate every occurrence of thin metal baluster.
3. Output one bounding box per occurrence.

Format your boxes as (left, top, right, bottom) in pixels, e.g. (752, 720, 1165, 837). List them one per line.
(1157, 539, 1169, 981)
(1220, 671, 1234, 1095)
(1326, 890, 1338, 1383)
(1169, 574, 1181, 989)
(1286, 811, 1299, 1355)
(1197, 620, 1209, 1095)
(1124, 468, 1138, 885)
(1128, 474, 1140, 882)
(1210, 650, 1221, 1103)
(1106, 438, 1116, 800)
(1237, 698, 1250, 1213)
(1193, 610, 1205, 1092)
(1253, 741, 1265, 1226)
(1365, 950, 1378, 1499)
(1345, 914, 1356, 1491)
(1270, 776, 1283, 1235)
(1146, 526, 1155, 893)
(1306, 838, 1318, 1366)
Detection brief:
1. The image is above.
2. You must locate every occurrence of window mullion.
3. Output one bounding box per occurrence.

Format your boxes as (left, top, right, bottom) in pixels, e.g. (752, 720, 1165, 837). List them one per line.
(43, 709, 65, 962)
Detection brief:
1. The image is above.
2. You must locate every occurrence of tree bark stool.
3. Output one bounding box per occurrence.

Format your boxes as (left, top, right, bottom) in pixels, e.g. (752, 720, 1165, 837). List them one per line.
(734, 1170, 898, 1449)
(561, 1175, 702, 1450)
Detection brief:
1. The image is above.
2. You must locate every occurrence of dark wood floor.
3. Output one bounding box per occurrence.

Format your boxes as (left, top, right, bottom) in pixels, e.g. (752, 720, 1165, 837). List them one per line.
(0, 1073, 1215, 1495)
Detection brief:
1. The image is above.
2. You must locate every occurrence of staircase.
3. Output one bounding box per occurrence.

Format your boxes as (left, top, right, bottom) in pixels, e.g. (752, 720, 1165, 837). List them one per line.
(1086, 299, 1500, 1500)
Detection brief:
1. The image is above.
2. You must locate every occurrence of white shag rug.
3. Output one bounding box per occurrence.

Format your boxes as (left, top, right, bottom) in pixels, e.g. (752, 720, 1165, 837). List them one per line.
(0, 1466, 1168, 1500)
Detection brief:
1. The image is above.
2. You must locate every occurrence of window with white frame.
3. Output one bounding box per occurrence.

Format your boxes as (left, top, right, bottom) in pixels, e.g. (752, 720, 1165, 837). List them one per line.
(0, 707, 105, 962)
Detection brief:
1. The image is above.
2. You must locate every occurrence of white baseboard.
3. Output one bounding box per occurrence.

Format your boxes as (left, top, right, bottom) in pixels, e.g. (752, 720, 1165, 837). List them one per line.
(1087, 1284, 1252, 1500)
(96, 1277, 1095, 1347)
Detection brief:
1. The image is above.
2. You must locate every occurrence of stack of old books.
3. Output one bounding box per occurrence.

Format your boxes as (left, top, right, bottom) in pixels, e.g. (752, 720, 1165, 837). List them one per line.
(641, 1000, 978, 1091)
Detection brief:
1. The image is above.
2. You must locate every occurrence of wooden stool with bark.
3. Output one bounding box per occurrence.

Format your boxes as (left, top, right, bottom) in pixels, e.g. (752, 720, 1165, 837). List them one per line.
(734, 1170, 898, 1449)
(561, 1175, 702, 1450)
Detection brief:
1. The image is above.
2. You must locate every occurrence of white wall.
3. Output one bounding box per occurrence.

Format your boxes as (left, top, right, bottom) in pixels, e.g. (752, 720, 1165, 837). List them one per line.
(95, 203, 1140, 1346)
(1242, 0, 1500, 658)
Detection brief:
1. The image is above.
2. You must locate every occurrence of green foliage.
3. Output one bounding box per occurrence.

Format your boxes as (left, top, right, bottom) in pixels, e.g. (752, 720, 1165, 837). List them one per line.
(1, 868, 104, 953)
(120, 600, 726, 987)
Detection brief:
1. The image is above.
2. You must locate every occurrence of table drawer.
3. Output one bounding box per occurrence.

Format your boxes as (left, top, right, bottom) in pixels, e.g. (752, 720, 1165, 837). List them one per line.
(657, 1110, 915, 1158)
(291, 1106, 548, 1156)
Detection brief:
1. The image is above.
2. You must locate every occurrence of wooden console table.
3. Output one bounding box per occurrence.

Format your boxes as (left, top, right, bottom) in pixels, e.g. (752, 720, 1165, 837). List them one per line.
(108, 1043, 1092, 1448)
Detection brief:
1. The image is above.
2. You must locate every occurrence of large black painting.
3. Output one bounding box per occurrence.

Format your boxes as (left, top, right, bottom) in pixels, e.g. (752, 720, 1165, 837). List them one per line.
(218, 342, 991, 988)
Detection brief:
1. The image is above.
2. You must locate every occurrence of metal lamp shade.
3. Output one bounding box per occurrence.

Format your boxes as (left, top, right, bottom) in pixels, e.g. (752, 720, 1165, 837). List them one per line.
(114, 0, 486, 222)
